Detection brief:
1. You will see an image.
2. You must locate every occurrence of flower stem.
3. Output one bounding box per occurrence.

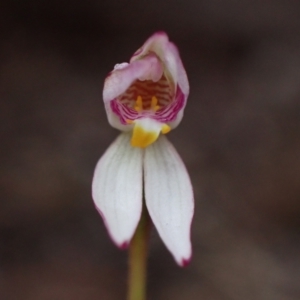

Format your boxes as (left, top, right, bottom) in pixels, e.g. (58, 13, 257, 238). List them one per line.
(127, 204, 150, 300)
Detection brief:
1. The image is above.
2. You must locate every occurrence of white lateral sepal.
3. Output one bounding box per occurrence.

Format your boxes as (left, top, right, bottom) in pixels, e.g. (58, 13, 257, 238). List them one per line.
(144, 135, 194, 266)
(92, 133, 143, 248)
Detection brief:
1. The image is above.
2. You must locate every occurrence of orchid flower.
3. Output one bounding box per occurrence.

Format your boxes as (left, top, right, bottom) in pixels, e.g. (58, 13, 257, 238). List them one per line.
(92, 32, 194, 266)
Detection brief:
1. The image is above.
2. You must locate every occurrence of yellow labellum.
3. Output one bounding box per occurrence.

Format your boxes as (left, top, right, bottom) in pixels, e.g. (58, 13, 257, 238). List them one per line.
(131, 125, 159, 148)
(130, 95, 171, 148)
(161, 124, 171, 134)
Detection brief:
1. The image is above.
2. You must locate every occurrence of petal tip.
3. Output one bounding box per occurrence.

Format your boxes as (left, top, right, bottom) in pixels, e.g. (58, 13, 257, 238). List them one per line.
(119, 241, 130, 250)
(180, 257, 191, 267)
(152, 30, 168, 39)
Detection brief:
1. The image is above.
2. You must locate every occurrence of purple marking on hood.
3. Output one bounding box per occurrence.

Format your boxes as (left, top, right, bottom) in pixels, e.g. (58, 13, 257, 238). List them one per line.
(110, 85, 185, 125)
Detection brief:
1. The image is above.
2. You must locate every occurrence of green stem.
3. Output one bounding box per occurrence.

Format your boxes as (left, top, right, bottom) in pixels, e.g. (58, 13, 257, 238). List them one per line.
(127, 204, 150, 300)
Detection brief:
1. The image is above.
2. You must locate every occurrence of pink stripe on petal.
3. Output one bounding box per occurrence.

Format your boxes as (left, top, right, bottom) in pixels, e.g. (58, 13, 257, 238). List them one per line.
(110, 84, 185, 127)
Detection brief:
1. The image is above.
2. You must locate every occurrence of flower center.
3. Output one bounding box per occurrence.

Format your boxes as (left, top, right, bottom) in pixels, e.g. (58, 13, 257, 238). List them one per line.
(118, 74, 173, 117)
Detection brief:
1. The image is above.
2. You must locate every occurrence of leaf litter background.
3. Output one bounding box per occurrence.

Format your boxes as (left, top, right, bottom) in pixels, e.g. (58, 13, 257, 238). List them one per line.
(1, 0, 300, 299)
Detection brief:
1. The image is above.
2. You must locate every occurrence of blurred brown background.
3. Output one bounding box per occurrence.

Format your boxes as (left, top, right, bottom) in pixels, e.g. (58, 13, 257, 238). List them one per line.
(1, 0, 300, 299)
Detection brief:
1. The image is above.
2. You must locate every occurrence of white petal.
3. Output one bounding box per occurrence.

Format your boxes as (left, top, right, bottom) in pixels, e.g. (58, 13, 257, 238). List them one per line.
(92, 133, 143, 248)
(144, 135, 194, 266)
